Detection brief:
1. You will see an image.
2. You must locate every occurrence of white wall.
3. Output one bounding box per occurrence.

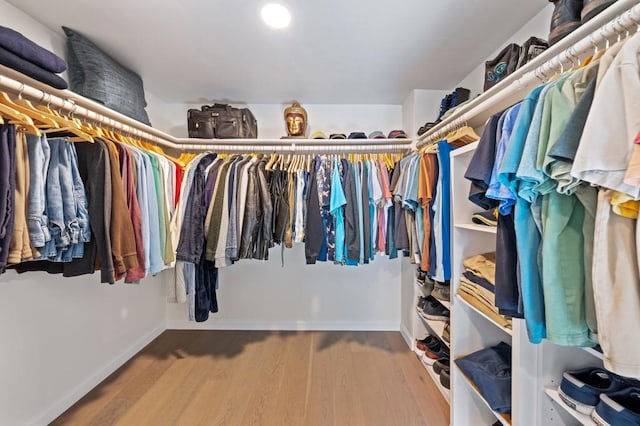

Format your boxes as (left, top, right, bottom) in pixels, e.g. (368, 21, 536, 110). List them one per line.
(0, 2, 168, 424)
(167, 245, 401, 330)
(455, 6, 554, 98)
(146, 97, 404, 139)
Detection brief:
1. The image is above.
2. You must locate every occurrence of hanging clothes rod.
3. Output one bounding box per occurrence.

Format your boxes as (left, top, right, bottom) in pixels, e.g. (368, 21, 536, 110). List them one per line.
(416, 0, 640, 149)
(0, 65, 412, 153)
(180, 143, 409, 153)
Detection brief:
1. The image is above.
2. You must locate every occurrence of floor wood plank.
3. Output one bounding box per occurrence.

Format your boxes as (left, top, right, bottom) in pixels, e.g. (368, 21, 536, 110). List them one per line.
(54, 331, 450, 426)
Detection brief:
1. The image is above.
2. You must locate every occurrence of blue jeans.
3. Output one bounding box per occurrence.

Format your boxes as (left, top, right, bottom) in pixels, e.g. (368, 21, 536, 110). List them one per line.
(455, 342, 512, 413)
(26, 134, 51, 248)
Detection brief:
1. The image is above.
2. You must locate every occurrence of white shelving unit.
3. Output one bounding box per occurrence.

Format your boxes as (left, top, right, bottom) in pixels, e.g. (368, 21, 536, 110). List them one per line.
(455, 294, 512, 337)
(417, 312, 449, 348)
(544, 388, 596, 426)
(449, 141, 522, 425)
(418, 4, 640, 424)
(457, 364, 512, 426)
(454, 223, 497, 234)
(415, 350, 451, 404)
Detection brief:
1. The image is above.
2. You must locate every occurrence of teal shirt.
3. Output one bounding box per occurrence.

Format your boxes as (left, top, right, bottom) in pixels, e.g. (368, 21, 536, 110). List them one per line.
(330, 158, 347, 264)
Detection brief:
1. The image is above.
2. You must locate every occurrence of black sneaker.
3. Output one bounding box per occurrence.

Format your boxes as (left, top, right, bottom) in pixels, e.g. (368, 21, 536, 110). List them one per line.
(581, 0, 616, 23)
(423, 341, 450, 364)
(433, 358, 450, 375)
(418, 295, 450, 322)
(417, 122, 437, 136)
(440, 368, 451, 389)
(471, 208, 498, 226)
(548, 0, 583, 46)
(416, 335, 441, 356)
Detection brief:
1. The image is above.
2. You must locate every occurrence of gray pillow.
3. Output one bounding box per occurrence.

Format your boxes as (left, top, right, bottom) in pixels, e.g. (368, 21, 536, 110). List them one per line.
(62, 26, 151, 125)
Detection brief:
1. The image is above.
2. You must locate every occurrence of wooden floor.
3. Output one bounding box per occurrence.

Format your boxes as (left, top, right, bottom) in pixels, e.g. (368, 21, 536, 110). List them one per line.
(54, 330, 450, 426)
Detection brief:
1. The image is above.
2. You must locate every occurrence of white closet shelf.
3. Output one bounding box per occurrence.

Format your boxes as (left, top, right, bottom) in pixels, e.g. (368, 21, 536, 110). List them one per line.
(417, 312, 450, 349)
(415, 351, 451, 404)
(456, 363, 512, 426)
(454, 223, 498, 234)
(174, 137, 413, 145)
(0, 64, 412, 154)
(455, 294, 513, 336)
(450, 141, 479, 157)
(582, 347, 604, 360)
(544, 388, 596, 426)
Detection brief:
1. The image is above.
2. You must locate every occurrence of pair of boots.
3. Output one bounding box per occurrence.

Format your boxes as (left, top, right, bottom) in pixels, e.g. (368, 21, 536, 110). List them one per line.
(417, 87, 470, 136)
(549, 0, 617, 45)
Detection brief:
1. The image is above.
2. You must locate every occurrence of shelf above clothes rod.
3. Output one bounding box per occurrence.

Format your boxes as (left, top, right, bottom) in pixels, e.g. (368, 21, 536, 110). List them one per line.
(0, 65, 412, 154)
(416, 0, 640, 149)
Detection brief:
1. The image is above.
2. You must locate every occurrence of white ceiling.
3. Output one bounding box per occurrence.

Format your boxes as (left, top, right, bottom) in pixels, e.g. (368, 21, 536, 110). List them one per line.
(10, 0, 548, 105)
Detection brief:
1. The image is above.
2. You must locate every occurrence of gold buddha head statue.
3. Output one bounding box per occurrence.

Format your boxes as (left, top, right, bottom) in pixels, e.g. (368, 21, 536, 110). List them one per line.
(284, 102, 307, 137)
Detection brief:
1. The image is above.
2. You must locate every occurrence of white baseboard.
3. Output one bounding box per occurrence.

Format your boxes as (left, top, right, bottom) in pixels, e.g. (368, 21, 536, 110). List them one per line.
(401, 323, 414, 349)
(167, 320, 400, 331)
(30, 324, 165, 426)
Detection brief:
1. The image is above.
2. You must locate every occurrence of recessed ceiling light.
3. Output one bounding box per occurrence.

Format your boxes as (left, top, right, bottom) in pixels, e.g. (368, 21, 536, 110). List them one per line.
(261, 3, 291, 29)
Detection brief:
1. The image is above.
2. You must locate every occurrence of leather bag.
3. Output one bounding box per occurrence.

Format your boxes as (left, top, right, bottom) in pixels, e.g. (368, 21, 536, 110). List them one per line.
(187, 103, 258, 139)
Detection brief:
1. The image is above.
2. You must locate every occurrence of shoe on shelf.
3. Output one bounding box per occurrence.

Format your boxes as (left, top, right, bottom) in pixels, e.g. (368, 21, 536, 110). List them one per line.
(417, 122, 438, 136)
(440, 368, 451, 389)
(442, 321, 450, 344)
(416, 267, 427, 287)
(433, 358, 450, 375)
(592, 387, 640, 425)
(432, 280, 451, 302)
(558, 367, 637, 415)
(417, 295, 450, 322)
(416, 295, 429, 316)
(581, 0, 617, 23)
(423, 341, 450, 364)
(548, 0, 583, 46)
(471, 208, 498, 226)
(416, 335, 441, 356)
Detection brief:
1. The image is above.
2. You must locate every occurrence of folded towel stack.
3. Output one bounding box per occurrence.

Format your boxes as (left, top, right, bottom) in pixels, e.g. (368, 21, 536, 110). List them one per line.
(0, 26, 68, 89)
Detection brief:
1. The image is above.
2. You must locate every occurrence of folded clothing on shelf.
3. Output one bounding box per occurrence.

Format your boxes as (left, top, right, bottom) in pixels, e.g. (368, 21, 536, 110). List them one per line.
(0, 45, 67, 89)
(460, 276, 495, 307)
(463, 252, 496, 284)
(0, 26, 66, 73)
(456, 342, 512, 414)
(0, 25, 68, 88)
(462, 271, 494, 293)
(457, 286, 512, 329)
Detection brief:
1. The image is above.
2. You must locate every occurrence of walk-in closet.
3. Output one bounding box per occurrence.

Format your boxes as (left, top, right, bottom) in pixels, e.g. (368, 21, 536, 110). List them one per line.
(1, 0, 639, 425)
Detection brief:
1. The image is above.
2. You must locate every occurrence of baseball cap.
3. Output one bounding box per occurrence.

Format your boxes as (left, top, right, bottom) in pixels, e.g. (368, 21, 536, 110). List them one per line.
(330, 133, 347, 139)
(388, 130, 409, 139)
(310, 131, 328, 139)
(348, 132, 367, 139)
(368, 131, 386, 139)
